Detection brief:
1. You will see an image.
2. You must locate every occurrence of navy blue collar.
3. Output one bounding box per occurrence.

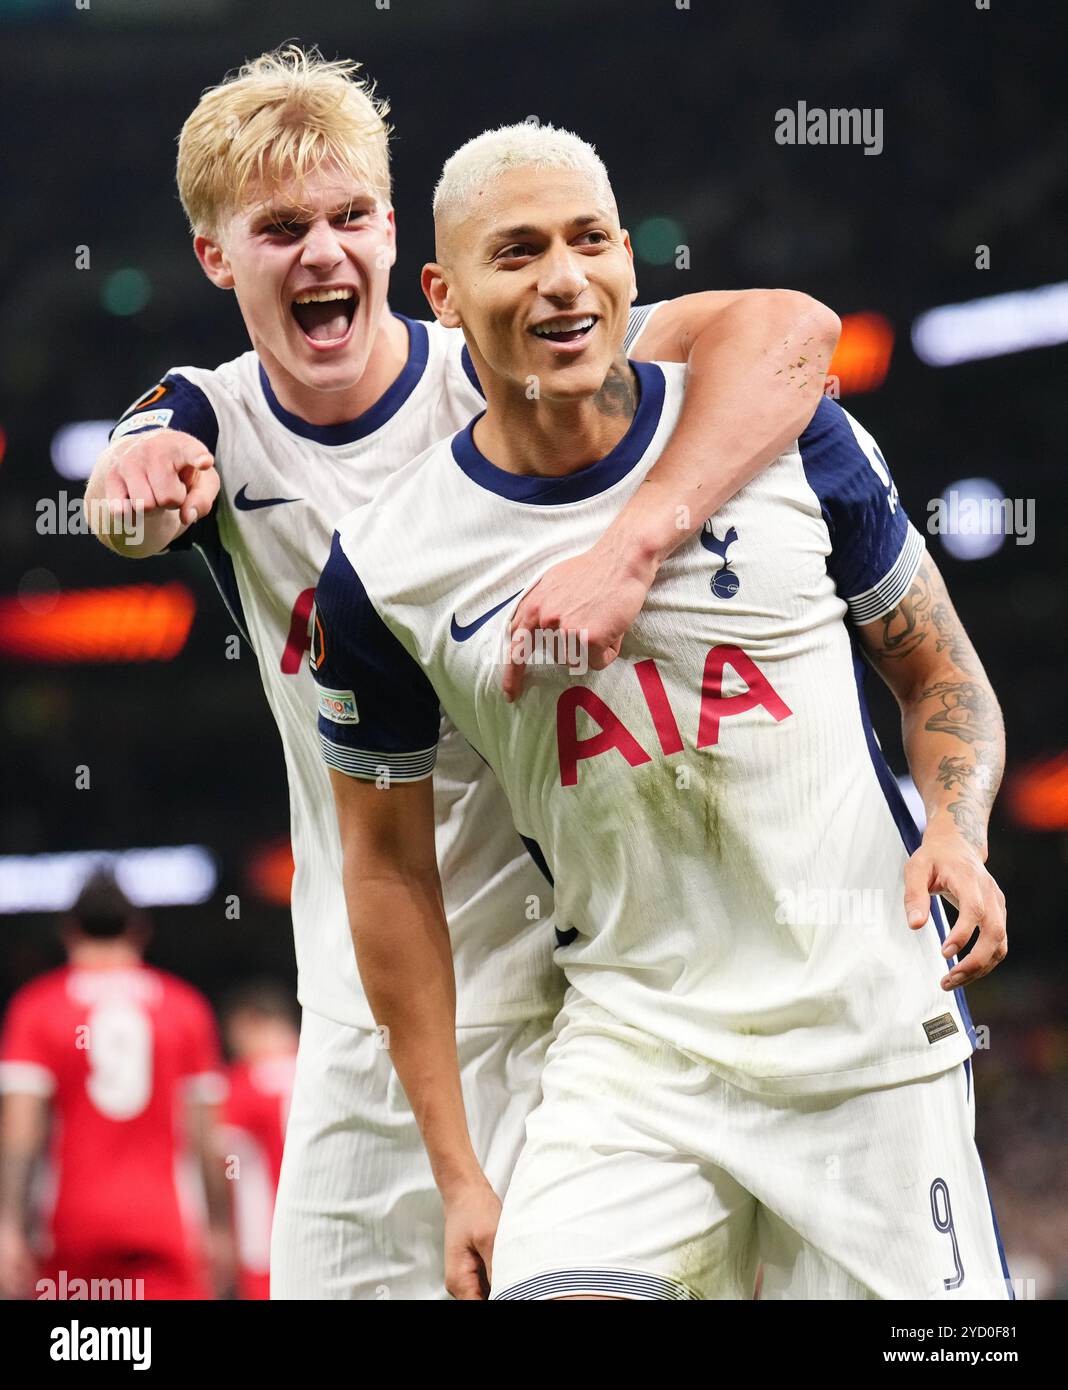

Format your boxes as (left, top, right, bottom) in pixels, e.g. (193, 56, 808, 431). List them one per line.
(258, 314, 429, 445)
(449, 359, 665, 505)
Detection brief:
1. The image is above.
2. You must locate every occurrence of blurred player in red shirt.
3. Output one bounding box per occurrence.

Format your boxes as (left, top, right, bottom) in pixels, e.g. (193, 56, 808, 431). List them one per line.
(219, 983, 297, 1300)
(0, 870, 233, 1300)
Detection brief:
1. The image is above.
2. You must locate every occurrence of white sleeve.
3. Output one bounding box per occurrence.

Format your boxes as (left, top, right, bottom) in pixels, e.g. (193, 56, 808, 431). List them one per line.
(624, 301, 668, 356)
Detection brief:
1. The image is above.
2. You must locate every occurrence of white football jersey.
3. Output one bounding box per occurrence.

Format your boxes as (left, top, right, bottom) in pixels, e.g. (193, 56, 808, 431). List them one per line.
(314, 362, 977, 1095)
(109, 308, 661, 1027)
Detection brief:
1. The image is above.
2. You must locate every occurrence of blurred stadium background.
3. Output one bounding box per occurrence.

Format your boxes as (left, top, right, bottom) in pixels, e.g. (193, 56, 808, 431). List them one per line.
(0, 0, 1065, 1296)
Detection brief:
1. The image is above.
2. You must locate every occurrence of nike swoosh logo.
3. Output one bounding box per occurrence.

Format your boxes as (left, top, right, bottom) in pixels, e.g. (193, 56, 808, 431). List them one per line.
(450, 591, 522, 642)
(234, 484, 303, 511)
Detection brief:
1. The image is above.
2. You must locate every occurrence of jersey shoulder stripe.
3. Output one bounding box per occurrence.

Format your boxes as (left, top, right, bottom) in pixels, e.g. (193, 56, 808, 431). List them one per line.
(847, 524, 925, 624)
(623, 300, 667, 354)
(313, 532, 440, 781)
(319, 733, 437, 783)
(798, 396, 924, 620)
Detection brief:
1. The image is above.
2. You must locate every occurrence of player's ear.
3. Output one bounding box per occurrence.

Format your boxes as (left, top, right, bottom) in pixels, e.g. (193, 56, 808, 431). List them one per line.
(377, 206, 398, 271)
(421, 262, 462, 329)
(621, 230, 638, 304)
(194, 232, 235, 291)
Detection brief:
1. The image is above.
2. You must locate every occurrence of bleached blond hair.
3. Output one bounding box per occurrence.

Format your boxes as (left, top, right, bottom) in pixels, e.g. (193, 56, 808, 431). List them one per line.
(432, 122, 615, 224)
(177, 44, 392, 237)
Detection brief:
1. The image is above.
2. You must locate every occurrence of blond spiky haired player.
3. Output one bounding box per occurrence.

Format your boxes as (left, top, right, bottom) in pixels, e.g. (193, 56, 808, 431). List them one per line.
(84, 46, 839, 1299)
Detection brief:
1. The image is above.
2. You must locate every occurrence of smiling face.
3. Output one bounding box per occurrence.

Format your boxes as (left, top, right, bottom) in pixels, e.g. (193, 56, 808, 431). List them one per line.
(194, 164, 397, 407)
(430, 165, 636, 403)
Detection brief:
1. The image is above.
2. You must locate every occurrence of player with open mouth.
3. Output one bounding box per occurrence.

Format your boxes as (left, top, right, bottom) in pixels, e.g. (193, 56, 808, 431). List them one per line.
(290, 285, 358, 349)
(530, 313, 598, 350)
(82, 46, 839, 1300)
(313, 121, 1010, 1302)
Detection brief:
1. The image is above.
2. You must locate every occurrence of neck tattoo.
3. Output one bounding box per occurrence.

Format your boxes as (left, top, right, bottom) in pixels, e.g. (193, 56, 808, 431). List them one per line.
(592, 361, 638, 419)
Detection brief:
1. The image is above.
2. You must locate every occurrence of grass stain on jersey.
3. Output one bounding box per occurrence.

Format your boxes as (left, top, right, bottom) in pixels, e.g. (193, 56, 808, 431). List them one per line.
(671, 1234, 717, 1300)
(699, 764, 724, 860)
(629, 762, 689, 834)
(622, 756, 728, 862)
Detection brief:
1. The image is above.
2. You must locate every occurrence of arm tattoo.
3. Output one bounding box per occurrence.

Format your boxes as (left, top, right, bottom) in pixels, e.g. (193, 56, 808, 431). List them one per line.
(862, 554, 1004, 851)
(593, 361, 638, 420)
(931, 600, 979, 674)
(869, 559, 981, 677)
(919, 679, 1000, 745)
(936, 750, 1002, 852)
(871, 567, 932, 661)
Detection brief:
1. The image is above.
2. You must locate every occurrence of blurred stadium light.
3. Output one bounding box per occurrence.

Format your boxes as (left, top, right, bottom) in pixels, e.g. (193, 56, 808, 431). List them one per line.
(51, 421, 116, 480)
(634, 216, 686, 267)
(1009, 754, 1068, 831)
(911, 281, 1068, 366)
(826, 312, 894, 394)
(101, 268, 152, 318)
(935, 477, 1009, 562)
(0, 846, 218, 913)
(247, 838, 295, 907)
(0, 583, 196, 662)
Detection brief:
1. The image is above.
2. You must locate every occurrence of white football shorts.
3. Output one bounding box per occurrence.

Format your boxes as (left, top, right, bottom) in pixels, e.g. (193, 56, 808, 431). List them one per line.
(491, 990, 1012, 1301)
(270, 1005, 555, 1300)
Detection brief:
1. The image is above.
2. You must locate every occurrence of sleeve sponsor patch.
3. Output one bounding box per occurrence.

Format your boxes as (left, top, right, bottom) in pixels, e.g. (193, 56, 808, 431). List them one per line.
(109, 373, 219, 454)
(318, 687, 360, 725)
(312, 532, 441, 780)
(111, 408, 174, 440)
(130, 382, 169, 411)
